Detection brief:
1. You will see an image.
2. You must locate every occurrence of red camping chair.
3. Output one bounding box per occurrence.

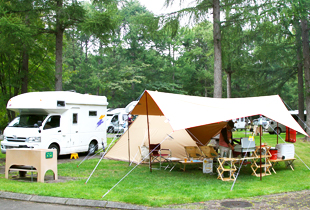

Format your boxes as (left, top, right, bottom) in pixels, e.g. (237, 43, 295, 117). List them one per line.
(149, 144, 171, 169)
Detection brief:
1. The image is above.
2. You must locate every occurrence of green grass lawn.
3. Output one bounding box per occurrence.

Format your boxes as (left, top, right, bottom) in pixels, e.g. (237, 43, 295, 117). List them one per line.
(0, 132, 310, 207)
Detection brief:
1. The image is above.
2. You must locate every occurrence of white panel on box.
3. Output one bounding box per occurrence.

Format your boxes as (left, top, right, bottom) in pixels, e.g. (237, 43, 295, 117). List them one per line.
(203, 158, 213, 174)
(275, 143, 294, 159)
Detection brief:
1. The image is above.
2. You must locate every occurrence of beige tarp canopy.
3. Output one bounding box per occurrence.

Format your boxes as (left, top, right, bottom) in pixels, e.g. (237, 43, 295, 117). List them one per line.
(105, 90, 308, 163)
(131, 90, 308, 137)
(105, 115, 209, 163)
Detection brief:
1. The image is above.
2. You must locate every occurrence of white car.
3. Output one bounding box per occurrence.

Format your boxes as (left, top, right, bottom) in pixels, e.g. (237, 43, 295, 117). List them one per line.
(267, 120, 286, 134)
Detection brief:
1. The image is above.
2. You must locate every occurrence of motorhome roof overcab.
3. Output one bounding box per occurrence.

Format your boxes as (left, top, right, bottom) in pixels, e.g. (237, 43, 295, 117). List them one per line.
(1, 91, 108, 156)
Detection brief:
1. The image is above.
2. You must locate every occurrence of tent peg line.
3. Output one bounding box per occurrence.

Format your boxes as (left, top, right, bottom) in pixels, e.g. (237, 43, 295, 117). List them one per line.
(129, 130, 149, 166)
(77, 144, 99, 167)
(78, 129, 122, 167)
(84, 134, 121, 184)
(101, 133, 173, 198)
(231, 137, 255, 190)
(282, 99, 310, 132)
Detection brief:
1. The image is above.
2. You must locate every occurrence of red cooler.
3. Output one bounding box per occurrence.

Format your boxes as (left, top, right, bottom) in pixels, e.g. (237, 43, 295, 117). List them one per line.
(270, 149, 277, 160)
(285, 127, 296, 143)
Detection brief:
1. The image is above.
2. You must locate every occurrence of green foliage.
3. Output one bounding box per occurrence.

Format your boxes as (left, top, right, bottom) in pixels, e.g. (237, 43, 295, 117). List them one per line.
(0, 0, 308, 128)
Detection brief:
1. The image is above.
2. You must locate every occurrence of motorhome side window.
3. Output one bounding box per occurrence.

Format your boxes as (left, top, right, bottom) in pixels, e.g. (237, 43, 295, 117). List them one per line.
(111, 115, 118, 122)
(57, 101, 65, 107)
(44, 116, 60, 130)
(122, 114, 128, 121)
(89, 111, 97, 116)
(73, 113, 78, 124)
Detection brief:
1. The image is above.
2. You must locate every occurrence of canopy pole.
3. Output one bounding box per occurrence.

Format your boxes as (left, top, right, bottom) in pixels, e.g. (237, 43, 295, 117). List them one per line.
(128, 116, 131, 166)
(145, 92, 152, 172)
(277, 122, 279, 145)
(260, 125, 262, 181)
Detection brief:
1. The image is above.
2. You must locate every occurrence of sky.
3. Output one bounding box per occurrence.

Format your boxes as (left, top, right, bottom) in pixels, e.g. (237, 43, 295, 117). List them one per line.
(138, 0, 186, 15)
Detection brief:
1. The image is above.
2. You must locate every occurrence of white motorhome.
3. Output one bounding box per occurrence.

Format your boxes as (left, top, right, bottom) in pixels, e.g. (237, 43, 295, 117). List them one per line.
(106, 108, 128, 133)
(233, 117, 250, 131)
(106, 101, 138, 134)
(1, 91, 108, 156)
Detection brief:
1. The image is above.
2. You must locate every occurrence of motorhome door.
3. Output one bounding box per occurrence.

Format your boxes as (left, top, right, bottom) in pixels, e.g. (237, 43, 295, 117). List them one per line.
(70, 108, 80, 148)
(42, 115, 62, 147)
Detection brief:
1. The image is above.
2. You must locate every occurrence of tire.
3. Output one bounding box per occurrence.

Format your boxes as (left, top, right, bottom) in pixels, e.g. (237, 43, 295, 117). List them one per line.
(48, 143, 60, 158)
(107, 126, 114, 133)
(88, 141, 97, 155)
(274, 127, 282, 135)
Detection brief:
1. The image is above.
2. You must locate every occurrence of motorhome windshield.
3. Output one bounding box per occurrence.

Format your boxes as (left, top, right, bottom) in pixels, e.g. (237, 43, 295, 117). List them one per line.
(8, 114, 48, 128)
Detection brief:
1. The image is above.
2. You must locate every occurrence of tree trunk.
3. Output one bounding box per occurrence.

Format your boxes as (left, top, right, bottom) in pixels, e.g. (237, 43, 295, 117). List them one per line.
(226, 70, 231, 98)
(213, 0, 222, 98)
(21, 49, 29, 93)
(204, 78, 208, 97)
(296, 20, 305, 128)
(301, 19, 310, 139)
(55, 0, 63, 91)
(21, 14, 29, 94)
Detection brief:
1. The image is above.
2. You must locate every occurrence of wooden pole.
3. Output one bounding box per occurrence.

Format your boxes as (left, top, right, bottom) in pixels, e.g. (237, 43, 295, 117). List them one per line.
(145, 92, 152, 172)
(277, 122, 279, 144)
(128, 115, 130, 166)
(260, 125, 262, 181)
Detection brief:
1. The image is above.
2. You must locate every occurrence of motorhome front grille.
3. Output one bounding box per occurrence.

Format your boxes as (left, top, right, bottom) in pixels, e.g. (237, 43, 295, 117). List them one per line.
(6, 137, 27, 142)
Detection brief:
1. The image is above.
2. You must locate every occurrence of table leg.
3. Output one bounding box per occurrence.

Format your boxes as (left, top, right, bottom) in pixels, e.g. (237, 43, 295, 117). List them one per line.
(287, 160, 295, 171)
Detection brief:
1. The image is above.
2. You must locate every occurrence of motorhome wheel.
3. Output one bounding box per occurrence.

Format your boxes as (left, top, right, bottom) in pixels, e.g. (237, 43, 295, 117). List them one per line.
(107, 126, 114, 133)
(48, 143, 59, 157)
(88, 141, 97, 155)
(275, 127, 282, 135)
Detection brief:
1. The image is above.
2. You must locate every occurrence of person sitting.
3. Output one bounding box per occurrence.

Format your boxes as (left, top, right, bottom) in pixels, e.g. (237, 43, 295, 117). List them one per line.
(219, 120, 235, 158)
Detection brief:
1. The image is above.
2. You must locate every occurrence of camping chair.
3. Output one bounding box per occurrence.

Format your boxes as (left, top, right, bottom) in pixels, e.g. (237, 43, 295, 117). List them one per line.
(199, 146, 218, 159)
(184, 146, 203, 160)
(199, 145, 219, 171)
(149, 144, 171, 169)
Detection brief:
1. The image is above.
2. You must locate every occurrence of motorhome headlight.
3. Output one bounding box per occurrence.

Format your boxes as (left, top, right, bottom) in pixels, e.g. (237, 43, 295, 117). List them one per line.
(27, 137, 41, 142)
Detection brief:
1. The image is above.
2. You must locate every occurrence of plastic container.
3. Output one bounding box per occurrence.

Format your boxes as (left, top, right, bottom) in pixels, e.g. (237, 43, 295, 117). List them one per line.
(270, 149, 278, 160)
(276, 143, 295, 159)
(203, 158, 213, 174)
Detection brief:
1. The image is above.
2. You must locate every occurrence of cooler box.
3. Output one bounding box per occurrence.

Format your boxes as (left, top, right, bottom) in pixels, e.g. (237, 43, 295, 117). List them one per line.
(275, 143, 294, 159)
(270, 148, 277, 160)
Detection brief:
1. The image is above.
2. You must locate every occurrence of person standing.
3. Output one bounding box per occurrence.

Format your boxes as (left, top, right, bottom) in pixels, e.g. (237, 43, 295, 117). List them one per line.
(219, 120, 235, 158)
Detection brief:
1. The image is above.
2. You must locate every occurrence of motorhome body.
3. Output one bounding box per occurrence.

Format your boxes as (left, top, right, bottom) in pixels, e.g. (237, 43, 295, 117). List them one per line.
(106, 108, 128, 133)
(1, 91, 108, 156)
(233, 117, 250, 131)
